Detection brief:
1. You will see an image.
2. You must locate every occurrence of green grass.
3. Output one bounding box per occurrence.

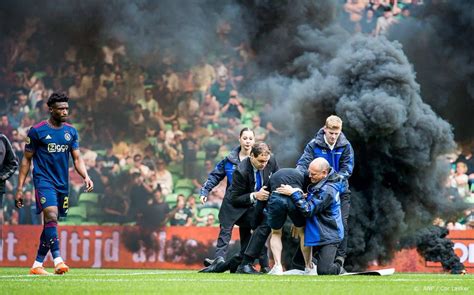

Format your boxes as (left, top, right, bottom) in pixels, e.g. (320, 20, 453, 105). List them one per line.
(0, 268, 472, 294)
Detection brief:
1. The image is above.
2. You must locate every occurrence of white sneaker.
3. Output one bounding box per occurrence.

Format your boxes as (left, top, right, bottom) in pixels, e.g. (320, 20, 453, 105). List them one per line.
(268, 264, 284, 275)
(304, 263, 318, 275)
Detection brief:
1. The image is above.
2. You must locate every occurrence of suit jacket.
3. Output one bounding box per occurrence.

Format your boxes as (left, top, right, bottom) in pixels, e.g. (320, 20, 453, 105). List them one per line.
(218, 155, 279, 228)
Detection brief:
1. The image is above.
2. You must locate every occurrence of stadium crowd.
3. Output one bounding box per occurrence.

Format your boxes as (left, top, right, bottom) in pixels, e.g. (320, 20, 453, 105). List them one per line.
(1, 0, 473, 231)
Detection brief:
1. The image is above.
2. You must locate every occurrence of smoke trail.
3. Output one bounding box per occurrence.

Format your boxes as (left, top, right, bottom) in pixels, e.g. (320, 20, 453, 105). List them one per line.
(400, 226, 465, 274)
(389, 0, 474, 141)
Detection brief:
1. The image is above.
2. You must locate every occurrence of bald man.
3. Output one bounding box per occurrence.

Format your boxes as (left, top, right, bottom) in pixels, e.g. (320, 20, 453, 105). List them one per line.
(277, 158, 346, 275)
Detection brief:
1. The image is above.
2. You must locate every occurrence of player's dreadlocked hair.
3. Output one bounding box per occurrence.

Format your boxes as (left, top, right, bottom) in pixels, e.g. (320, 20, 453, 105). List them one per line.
(47, 92, 69, 107)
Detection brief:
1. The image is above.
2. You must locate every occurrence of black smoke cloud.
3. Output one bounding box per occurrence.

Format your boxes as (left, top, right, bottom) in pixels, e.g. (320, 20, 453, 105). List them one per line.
(400, 226, 465, 274)
(389, 0, 474, 141)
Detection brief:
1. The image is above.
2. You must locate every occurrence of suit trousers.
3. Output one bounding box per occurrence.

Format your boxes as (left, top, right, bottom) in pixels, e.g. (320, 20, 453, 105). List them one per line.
(215, 207, 254, 259)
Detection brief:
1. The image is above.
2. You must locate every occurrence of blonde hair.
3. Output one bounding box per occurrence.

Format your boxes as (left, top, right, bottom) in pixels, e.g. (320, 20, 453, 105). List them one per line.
(325, 115, 343, 130)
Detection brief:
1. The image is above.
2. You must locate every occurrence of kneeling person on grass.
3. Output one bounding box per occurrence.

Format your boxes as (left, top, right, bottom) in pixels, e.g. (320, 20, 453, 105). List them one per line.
(276, 158, 345, 275)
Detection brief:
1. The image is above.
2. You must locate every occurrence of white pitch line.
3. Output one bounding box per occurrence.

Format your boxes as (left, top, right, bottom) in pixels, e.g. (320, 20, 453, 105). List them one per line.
(0, 270, 188, 279)
(0, 277, 472, 283)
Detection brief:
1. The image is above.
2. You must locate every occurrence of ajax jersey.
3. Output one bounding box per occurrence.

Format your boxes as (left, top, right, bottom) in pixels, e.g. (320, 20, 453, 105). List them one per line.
(25, 121, 79, 193)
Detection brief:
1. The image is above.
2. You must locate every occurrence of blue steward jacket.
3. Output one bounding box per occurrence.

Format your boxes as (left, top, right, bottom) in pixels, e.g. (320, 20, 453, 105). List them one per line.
(200, 146, 241, 197)
(291, 169, 346, 246)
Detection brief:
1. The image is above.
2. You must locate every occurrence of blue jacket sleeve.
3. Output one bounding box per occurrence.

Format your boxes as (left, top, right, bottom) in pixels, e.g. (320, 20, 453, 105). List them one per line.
(296, 139, 315, 173)
(199, 158, 227, 197)
(338, 144, 354, 180)
(290, 189, 334, 218)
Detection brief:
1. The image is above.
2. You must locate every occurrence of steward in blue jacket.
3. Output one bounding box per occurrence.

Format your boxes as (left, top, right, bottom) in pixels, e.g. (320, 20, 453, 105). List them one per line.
(295, 115, 354, 266)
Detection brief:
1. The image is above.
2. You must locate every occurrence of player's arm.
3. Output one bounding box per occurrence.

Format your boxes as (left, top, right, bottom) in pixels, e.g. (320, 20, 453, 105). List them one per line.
(71, 149, 94, 192)
(15, 151, 33, 208)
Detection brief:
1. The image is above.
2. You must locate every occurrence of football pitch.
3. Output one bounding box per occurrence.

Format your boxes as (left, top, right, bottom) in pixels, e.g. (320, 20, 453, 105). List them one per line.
(0, 268, 472, 294)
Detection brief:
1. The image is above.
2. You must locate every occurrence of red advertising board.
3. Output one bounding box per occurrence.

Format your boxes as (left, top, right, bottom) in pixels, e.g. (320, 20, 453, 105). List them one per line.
(1, 225, 472, 272)
(0, 225, 238, 269)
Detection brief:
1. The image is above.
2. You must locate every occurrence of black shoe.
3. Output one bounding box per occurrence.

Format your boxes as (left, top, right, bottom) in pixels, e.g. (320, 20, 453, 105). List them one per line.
(339, 267, 347, 275)
(260, 266, 271, 274)
(198, 256, 225, 273)
(228, 256, 243, 273)
(236, 263, 262, 275)
(335, 256, 345, 267)
(203, 258, 214, 267)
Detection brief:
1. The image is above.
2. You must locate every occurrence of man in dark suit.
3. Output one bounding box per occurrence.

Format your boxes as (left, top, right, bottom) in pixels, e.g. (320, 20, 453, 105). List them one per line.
(202, 142, 279, 273)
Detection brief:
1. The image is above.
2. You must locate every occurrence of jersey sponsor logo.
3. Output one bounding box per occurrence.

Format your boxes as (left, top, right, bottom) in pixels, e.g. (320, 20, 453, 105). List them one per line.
(25, 137, 31, 144)
(40, 197, 46, 204)
(48, 143, 69, 153)
(45, 135, 52, 140)
(64, 132, 72, 141)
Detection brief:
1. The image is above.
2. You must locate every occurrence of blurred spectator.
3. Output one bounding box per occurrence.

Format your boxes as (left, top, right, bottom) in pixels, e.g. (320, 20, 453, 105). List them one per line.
(177, 92, 200, 124)
(154, 159, 173, 196)
(158, 91, 178, 123)
(210, 73, 233, 106)
(453, 162, 469, 198)
(221, 89, 244, 120)
(191, 57, 216, 101)
(130, 153, 151, 177)
(142, 186, 170, 228)
(18, 190, 41, 225)
(129, 104, 146, 141)
(68, 75, 86, 100)
(102, 38, 126, 65)
(16, 90, 31, 113)
(180, 68, 195, 93)
(361, 9, 377, 35)
(162, 66, 180, 93)
(186, 195, 199, 223)
(200, 93, 220, 125)
(138, 88, 161, 117)
(368, 0, 387, 18)
(83, 150, 105, 194)
(165, 120, 183, 145)
(128, 172, 154, 220)
(0, 115, 14, 139)
(190, 116, 211, 139)
(100, 64, 115, 90)
(182, 128, 199, 179)
(98, 144, 120, 175)
(100, 186, 129, 224)
(7, 100, 24, 129)
(344, 0, 368, 24)
(3, 192, 16, 225)
(251, 115, 268, 141)
(169, 194, 193, 226)
(375, 6, 397, 36)
(205, 213, 216, 227)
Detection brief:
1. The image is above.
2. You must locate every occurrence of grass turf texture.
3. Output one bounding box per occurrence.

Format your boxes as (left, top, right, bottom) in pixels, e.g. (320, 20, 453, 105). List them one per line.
(0, 268, 472, 294)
